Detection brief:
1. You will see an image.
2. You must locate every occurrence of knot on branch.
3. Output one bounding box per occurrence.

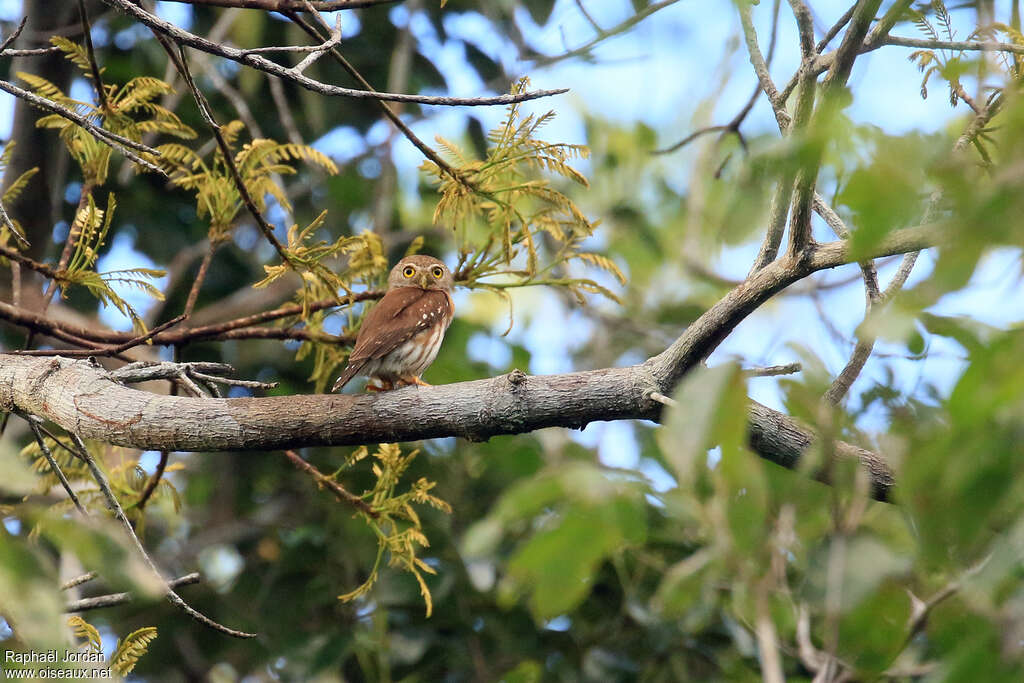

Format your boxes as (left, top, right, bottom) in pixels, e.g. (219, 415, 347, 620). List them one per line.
(506, 368, 528, 386)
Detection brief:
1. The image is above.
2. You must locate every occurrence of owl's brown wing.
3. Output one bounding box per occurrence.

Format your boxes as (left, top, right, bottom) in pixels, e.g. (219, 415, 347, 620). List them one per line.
(332, 288, 453, 391)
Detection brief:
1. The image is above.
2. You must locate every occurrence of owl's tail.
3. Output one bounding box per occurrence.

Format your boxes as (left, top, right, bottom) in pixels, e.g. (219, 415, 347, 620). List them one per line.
(331, 364, 361, 392)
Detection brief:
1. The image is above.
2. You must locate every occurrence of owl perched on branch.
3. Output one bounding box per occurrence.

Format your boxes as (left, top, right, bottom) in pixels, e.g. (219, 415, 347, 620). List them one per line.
(332, 255, 455, 392)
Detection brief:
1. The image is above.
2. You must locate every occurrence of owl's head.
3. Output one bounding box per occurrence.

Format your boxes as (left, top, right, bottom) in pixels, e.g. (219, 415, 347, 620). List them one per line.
(387, 255, 454, 292)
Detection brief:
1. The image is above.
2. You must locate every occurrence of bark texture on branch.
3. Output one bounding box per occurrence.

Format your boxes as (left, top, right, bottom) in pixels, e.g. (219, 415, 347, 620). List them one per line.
(0, 355, 894, 500)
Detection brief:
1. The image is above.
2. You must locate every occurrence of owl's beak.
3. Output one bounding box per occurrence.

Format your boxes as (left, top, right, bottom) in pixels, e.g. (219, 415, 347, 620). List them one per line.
(419, 272, 431, 288)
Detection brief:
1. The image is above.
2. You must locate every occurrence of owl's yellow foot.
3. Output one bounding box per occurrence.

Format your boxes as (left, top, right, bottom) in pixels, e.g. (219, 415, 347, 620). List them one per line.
(396, 375, 430, 387)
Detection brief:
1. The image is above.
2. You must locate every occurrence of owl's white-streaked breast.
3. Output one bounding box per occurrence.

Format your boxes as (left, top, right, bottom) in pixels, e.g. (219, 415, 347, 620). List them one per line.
(364, 302, 451, 382)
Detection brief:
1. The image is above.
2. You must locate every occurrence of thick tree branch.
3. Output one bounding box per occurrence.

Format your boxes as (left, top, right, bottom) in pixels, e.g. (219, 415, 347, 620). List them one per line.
(0, 356, 895, 500)
(1, 220, 944, 505)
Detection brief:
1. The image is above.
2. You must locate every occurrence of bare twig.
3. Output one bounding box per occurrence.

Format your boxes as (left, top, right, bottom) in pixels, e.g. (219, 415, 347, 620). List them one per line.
(877, 34, 1024, 57)
(0, 198, 30, 249)
(282, 10, 468, 188)
(529, 0, 681, 68)
(783, 0, 819, 258)
(184, 245, 218, 317)
(135, 450, 169, 511)
(745, 362, 801, 377)
(738, 2, 789, 129)
(0, 292, 377, 348)
(0, 242, 60, 279)
(10, 314, 188, 358)
(76, 0, 108, 111)
(69, 431, 256, 638)
(283, 449, 378, 517)
(163, 41, 291, 264)
(647, 391, 677, 407)
(160, 0, 398, 9)
(99, 0, 567, 107)
(61, 571, 98, 590)
(0, 17, 28, 54)
(65, 573, 202, 613)
(268, 76, 303, 145)
(24, 413, 86, 515)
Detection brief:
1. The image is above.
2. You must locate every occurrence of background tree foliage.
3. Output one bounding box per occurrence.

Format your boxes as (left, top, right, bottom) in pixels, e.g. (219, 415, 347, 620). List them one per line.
(1, 0, 1023, 681)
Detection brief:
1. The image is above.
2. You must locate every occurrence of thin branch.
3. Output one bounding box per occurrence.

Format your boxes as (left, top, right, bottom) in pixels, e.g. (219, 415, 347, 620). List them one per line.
(745, 362, 801, 378)
(184, 244, 218, 317)
(740, 0, 793, 272)
(135, 450, 168, 511)
(655, 0, 781, 161)
(24, 414, 86, 515)
(529, 0, 682, 68)
(0, 292, 378, 348)
(9, 314, 188, 358)
(864, 0, 913, 48)
(647, 391, 677, 407)
(756, 584, 785, 683)
(0, 79, 165, 174)
(738, 3, 789, 129)
(283, 449, 378, 517)
(164, 41, 292, 264)
(66, 573, 202, 613)
(822, 0, 884, 91)
(0, 196, 30, 249)
(0, 16, 28, 54)
(0, 242, 61, 279)
(99, 0, 567, 107)
(881, 251, 919, 300)
(268, 75, 303, 145)
(783, 0, 819, 258)
(0, 46, 62, 57)
(816, 4, 856, 52)
(876, 34, 1024, 56)
(787, 0, 816, 60)
(69, 431, 256, 638)
(61, 571, 99, 590)
(76, 0, 108, 111)
(282, 10, 468, 188)
(160, 0, 399, 9)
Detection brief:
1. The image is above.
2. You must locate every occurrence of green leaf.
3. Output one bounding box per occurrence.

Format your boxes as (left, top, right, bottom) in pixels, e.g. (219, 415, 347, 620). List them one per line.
(0, 527, 66, 648)
(507, 503, 628, 619)
(658, 363, 747, 494)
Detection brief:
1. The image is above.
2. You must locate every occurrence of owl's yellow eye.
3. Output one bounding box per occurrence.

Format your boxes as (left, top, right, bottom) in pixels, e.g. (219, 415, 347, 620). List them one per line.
(431, 266, 444, 279)
(402, 266, 415, 278)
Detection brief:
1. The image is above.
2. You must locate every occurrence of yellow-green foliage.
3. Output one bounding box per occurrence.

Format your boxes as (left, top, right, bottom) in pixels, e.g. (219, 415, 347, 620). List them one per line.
(155, 120, 338, 240)
(336, 444, 452, 617)
(67, 616, 157, 676)
(255, 215, 388, 391)
(156, 120, 362, 389)
(0, 141, 37, 249)
(67, 616, 103, 654)
(110, 627, 159, 675)
(20, 436, 183, 529)
(422, 77, 625, 305)
(58, 193, 166, 332)
(20, 37, 195, 185)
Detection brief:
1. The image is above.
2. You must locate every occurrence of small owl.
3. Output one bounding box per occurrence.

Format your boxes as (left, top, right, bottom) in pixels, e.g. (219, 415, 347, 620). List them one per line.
(332, 255, 455, 392)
